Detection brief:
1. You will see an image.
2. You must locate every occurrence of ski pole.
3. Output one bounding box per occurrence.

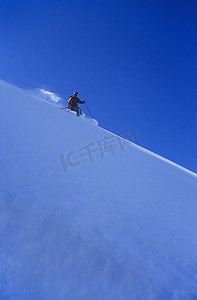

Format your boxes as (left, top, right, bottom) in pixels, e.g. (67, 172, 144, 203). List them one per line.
(85, 102, 94, 119)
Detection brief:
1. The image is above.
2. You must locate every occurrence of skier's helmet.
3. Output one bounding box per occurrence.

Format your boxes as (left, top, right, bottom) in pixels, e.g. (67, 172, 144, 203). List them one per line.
(74, 92, 78, 96)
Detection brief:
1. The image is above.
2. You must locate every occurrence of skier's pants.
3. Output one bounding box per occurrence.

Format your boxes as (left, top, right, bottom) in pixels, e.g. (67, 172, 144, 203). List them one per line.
(71, 107, 83, 116)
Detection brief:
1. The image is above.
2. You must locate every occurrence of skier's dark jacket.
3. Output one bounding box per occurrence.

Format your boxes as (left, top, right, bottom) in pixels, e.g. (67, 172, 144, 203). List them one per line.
(68, 96, 85, 108)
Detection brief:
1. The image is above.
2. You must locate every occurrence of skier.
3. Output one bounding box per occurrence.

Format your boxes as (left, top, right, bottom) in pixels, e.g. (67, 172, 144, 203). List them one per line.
(68, 92, 85, 116)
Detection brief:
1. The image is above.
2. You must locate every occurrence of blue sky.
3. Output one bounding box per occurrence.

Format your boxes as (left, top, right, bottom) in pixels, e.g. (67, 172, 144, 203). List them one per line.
(0, 0, 196, 172)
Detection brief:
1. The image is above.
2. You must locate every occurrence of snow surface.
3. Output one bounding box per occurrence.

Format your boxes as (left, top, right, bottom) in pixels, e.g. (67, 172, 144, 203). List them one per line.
(0, 79, 197, 300)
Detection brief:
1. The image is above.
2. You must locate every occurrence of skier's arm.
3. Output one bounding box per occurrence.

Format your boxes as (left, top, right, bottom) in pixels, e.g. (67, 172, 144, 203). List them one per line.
(76, 97, 85, 104)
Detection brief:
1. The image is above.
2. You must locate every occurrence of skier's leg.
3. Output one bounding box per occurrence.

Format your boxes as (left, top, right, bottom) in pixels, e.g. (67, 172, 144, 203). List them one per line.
(76, 107, 81, 116)
(71, 107, 80, 116)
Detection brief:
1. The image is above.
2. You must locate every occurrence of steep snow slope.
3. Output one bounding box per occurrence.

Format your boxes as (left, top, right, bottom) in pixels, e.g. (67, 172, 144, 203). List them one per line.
(0, 79, 197, 300)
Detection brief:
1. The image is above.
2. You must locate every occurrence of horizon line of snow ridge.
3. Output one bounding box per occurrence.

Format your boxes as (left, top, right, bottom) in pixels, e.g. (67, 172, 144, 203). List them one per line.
(0, 78, 196, 176)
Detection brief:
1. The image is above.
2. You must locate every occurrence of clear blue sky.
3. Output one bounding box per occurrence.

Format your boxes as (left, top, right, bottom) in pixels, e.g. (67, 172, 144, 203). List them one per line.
(0, 0, 196, 172)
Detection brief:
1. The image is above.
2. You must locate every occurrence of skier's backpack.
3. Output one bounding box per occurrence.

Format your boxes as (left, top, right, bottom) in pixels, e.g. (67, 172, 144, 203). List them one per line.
(68, 96, 77, 108)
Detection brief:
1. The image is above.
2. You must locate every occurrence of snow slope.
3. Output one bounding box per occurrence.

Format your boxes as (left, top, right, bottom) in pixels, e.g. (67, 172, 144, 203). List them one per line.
(0, 79, 197, 300)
